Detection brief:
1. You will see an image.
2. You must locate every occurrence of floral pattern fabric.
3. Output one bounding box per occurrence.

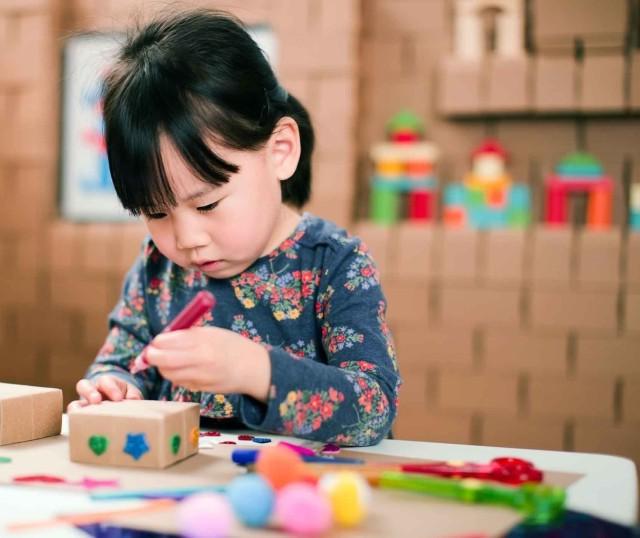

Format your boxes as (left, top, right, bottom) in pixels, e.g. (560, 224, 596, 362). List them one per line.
(85, 213, 400, 446)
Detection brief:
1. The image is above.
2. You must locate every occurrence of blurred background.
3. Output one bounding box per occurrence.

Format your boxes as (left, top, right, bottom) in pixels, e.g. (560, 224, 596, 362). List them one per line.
(0, 0, 638, 475)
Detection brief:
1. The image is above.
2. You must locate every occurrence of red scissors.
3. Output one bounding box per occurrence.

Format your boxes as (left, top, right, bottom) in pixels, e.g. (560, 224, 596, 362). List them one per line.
(400, 457, 543, 485)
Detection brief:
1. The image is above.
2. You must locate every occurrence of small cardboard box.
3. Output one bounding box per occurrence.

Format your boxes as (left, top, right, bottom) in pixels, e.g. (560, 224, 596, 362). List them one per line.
(69, 400, 200, 469)
(0, 383, 62, 445)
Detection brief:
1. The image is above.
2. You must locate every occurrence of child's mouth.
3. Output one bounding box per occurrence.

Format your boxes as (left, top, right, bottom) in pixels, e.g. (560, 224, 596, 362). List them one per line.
(196, 260, 221, 271)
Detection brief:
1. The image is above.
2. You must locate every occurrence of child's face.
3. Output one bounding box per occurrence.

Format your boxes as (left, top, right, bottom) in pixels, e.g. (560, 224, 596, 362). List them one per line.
(143, 135, 292, 279)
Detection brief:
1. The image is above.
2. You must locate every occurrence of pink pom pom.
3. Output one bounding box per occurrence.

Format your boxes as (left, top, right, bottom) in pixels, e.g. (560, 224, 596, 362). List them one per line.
(177, 492, 234, 538)
(276, 483, 332, 536)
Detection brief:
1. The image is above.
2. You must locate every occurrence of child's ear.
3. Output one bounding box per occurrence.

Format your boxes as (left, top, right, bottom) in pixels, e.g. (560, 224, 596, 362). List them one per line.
(269, 116, 301, 181)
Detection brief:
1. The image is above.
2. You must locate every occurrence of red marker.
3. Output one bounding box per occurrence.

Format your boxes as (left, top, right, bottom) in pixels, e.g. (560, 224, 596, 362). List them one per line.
(130, 290, 216, 374)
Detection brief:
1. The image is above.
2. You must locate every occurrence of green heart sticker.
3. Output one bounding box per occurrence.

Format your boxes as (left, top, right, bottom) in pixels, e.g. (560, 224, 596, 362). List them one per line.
(89, 435, 109, 456)
(170, 434, 181, 455)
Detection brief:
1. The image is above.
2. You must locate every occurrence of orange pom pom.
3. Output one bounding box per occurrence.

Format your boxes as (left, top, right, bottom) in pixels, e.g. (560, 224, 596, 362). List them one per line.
(255, 446, 306, 490)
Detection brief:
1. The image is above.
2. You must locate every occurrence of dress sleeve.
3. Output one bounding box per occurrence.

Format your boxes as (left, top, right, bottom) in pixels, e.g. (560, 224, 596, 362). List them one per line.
(84, 240, 160, 398)
(239, 240, 401, 446)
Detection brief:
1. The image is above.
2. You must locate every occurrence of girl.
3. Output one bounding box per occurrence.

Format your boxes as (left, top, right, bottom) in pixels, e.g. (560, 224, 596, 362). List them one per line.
(70, 9, 400, 446)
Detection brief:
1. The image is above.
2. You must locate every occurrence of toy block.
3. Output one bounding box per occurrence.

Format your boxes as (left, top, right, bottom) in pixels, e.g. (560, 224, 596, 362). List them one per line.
(625, 233, 640, 290)
(576, 336, 640, 377)
(624, 292, 640, 333)
(69, 400, 200, 469)
(385, 279, 431, 325)
(483, 330, 568, 375)
(480, 414, 565, 451)
(394, 405, 473, 444)
(532, 0, 627, 51)
(631, 53, 640, 111)
(580, 54, 626, 112)
(395, 326, 475, 369)
(389, 223, 437, 280)
(622, 378, 640, 424)
(0, 383, 62, 445)
(486, 57, 530, 113)
(574, 420, 640, 461)
(530, 290, 618, 333)
(575, 229, 622, 289)
(352, 220, 393, 275)
(436, 368, 520, 417)
(529, 226, 573, 286)
(528, 375, 615, 421)
(533, 55, 577, 112)
(437, 57, 483, 116)
(435, 228, 479, 283)
(439, 286, 521, 328)
(482, 229, 526, 285)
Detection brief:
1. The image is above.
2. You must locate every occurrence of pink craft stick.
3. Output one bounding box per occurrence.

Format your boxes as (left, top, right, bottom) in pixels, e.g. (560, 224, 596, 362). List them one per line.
(279, 441, 317, 457)
(130, 290, 216, 374)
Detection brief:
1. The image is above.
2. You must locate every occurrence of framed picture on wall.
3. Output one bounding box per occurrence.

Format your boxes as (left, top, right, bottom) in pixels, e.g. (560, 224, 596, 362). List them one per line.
(59, 26, 277, 221)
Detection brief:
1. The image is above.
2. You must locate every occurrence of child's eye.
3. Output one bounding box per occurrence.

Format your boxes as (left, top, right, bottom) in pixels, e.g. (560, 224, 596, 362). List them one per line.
(197, 201, 219, 213)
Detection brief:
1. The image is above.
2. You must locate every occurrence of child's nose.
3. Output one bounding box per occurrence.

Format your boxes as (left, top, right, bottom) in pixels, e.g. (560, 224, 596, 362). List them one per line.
(173, 217, 210, 251)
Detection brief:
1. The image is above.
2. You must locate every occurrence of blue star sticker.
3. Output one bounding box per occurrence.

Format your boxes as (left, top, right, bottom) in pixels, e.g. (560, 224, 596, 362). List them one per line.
(123, 433, 150, 461)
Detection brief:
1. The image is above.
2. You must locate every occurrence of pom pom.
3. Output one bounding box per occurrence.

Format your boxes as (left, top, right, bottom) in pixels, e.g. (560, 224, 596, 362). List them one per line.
(227, 474, 275, 527)
(318, 471, 371, 527)
(255, 445, 307, 490)
(177, 492, 234, 538)
(276, 483, 332, 536)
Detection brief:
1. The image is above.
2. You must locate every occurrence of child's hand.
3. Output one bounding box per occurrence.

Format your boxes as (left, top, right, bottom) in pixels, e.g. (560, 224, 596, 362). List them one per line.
(67, 375, 143, 412)
(144, 327, 271, 402)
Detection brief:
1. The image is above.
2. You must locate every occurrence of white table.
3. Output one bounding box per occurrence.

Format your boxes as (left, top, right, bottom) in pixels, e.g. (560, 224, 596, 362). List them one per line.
(0, 417, 637, 537)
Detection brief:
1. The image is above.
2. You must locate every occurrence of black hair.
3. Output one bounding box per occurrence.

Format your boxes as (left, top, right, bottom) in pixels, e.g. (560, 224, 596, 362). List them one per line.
(101, 9, 315, 215)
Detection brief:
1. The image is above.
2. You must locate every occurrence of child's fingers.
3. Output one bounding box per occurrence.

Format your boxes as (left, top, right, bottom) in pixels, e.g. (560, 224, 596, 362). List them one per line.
(67, 399, 89, 413)
(95, 376, 126, 401)
(76, 379, 102, 404)
(125, 383, 143, 400)
(144, 346, 190, 369)
(150, 330, 195, 349)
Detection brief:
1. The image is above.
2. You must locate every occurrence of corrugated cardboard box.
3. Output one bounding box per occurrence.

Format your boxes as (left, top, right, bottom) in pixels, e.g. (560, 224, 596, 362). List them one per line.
(69, 400, 200, 469)
(0, 382, 62, 445)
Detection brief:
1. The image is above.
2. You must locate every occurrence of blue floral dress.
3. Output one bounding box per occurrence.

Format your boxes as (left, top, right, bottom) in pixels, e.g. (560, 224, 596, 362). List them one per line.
(86, 213, 401, 446)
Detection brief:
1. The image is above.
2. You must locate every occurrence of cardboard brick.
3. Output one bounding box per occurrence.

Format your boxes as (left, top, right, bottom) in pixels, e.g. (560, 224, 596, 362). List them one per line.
(574, 419, 640, 462)
(395, 326, 475, 369)
(393, 404, 473, 444)
(533, 55, 577, 112)
(580, 54, 626, 112)
(483, 330, 568, 375)
(365, 0, 448, 38)
(482, 229, 527, 286)
(533, 0, 627, 50)
(116, 223, 147, 273)
(306, 194, 353, 230)
(486, 57, 530, 113)
(481, 414, 565, 451)
(0, 271, 39, 308)
(625, 233, 640, 290)
(390, 223, 437, 280)
(361, 37, 407, 79)
(48, 221, 84, 272)
(352, 221, 393, 275)
(529, 226, 573, 286)
(631, 52, 640, 111)
(398, 365, 428, 405)
(576, 336, 640, 377)
(436, 369, 520, 417)
(530, 290, 618, 333)
(0, 383, 62, 445)
(435, 228, 479, 284)
(0, 346, 39, 384)
(624, 292, 640, 333)
(575, 229, 622, 289)
(439, 286, 521, 328)
(385, 279, 431, 325)
(312, 156, 355, 200)
(49, 273, 116, 314)
(528, 375, 615, 420)
(622, 378, 640, 424)
(437, 57, 483, 116)
(69, 400, 200, 469)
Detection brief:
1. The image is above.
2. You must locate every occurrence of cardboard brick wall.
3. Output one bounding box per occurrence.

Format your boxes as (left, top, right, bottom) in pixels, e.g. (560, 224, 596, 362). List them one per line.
(0, 383, 62, 445)
(69, 400, 200, 469)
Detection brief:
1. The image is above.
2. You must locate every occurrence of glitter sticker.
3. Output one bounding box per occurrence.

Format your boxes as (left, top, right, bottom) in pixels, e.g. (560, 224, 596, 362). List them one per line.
(123, 433, 150, 460)
(88, 435, 109, 456)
